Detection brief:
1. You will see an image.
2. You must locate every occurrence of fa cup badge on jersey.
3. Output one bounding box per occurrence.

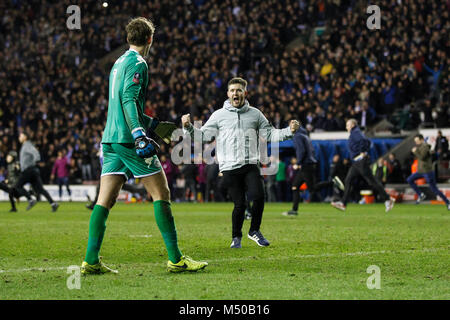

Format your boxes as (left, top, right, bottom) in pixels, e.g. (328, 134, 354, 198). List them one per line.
(133, 72, 140, 84)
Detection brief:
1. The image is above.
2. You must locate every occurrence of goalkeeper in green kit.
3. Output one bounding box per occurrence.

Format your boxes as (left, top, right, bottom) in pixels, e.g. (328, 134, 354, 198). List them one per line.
(81, 17, 208, 274)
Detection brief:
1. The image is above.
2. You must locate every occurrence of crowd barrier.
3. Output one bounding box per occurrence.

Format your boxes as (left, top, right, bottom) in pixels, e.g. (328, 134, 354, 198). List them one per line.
(0, 185, 97, 202)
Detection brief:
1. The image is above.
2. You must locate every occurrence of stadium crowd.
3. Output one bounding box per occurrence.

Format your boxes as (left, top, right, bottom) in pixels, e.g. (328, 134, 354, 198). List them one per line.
(0, 0, 449, 200)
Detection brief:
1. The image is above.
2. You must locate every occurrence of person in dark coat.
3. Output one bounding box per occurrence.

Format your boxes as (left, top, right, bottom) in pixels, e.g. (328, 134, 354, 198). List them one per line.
(331, 119, 395, 212)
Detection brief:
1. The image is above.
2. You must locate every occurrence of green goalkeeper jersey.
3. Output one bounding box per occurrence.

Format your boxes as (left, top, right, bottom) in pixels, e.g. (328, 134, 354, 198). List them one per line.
(102, 48, 153, 144)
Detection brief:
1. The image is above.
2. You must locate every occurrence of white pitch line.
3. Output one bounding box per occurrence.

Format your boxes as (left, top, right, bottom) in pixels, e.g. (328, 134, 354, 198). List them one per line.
(0, 266, 67, 274)
(129, 235, 153, 238)
(209, 247, 446, 264)
(0, 247, 445, 274)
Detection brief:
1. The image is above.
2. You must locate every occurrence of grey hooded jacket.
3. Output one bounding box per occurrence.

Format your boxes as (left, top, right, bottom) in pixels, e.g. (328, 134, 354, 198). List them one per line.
(184, 99, 293, 172)
(20, 140, 41, 172)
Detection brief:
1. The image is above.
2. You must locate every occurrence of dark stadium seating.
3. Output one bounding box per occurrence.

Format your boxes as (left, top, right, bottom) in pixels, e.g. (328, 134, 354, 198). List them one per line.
(0, 0, 448, 192)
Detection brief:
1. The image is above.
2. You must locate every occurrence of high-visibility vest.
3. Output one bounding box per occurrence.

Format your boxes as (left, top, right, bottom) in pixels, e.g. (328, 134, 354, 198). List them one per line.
(411, 159, 426, 185)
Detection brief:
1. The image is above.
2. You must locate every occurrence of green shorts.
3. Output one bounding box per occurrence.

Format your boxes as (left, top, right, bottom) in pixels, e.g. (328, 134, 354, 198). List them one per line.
(101, 143, 162, 180)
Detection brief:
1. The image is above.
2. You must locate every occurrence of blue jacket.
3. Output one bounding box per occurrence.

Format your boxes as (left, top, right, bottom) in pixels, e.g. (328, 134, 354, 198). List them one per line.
(293, 127, 317, 165)
(348, 126, 371, 160)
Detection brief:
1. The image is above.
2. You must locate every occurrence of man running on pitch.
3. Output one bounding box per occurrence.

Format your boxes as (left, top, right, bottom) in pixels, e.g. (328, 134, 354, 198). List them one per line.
(182, 77, 299, 248)
(331, 119, 395, 212)
(407, 134, 450, 210)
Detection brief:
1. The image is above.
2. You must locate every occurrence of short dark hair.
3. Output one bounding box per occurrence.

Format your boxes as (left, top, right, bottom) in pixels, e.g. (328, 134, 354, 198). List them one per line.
(126, 17, 155, 46)
(228, 77, 247, 91)
(415, 134, 424, 140)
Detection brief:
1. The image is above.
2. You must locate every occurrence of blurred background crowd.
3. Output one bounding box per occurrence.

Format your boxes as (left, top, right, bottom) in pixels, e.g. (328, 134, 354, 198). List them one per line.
(0, 0, 448, 201)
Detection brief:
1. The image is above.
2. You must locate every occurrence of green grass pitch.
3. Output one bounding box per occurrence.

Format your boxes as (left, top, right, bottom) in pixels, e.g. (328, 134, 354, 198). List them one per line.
(0, 201, 448, 300)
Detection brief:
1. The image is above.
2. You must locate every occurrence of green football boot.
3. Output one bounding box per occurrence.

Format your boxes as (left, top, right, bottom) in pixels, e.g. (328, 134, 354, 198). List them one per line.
(167, 256, 208, 273)
(81, 258, 118, 275)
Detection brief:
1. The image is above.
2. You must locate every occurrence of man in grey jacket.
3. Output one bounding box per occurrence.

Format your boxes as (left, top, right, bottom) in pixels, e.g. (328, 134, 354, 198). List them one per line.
(182, 77, 299, 248)
(15, 132, 59, 212)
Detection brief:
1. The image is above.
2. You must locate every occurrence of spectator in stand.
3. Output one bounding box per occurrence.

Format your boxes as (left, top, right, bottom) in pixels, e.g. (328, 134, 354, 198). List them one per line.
(322, 112, 339, 131)
(196, 158, 207, 202)
(181, 163, 197, 202)
(286, 157, 298, 201)
(205, 162, 220, 202)
(160, 154, 176, 197)
(174, 169, 186, 202)
(69, 157, 83, 184)
(372, 157, 388, 202)
(387, 153, 403, 183)
(51, 150, 72, 201)
(372, 158, 388, 186)
(424, 62, 444, 99)
(381, 81, 397, 115)
(80, 143, 93, 181)
(435, 130, 449, 160)
(421, 99, 435, 126)
(357, 102, 376, 130)
(265, 170, 277, 203)
(275, 159, 287, 202)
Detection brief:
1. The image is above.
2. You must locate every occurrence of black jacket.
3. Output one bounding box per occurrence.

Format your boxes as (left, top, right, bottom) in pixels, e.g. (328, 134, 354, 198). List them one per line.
(292, 127, 317, 165)
(348, 126, 371, 160)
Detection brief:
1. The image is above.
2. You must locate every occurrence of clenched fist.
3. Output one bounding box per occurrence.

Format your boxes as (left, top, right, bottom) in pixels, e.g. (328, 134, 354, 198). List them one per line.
(181, 113, 192, 128)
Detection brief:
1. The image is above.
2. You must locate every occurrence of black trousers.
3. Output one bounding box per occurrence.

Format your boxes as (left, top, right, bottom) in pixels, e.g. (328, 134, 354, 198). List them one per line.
(0, 181, 17, 209)
(223, 164, 265, 238)
(56, 177, 71, 198)
(291, 163, 325, 210)
(341, 157, 389, 205)
(122, 183, 147, 199)
(15, 166, 54, 204)
(205, 178, 215, 202)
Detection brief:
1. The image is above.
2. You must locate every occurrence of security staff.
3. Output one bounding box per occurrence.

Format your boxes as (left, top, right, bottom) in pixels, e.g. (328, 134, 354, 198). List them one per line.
(283, 125, 343, 216)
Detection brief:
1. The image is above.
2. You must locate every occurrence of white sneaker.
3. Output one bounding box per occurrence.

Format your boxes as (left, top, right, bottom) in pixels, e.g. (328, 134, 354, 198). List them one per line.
(415, 193, 426, 204)
(331, 201, 346, 211)
(385, 197, 396, 212)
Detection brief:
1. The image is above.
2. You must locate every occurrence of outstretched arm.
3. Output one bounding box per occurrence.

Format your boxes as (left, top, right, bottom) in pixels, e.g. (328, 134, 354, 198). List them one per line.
(182, 113, 218, 143)
(257, 110, 299, 142)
